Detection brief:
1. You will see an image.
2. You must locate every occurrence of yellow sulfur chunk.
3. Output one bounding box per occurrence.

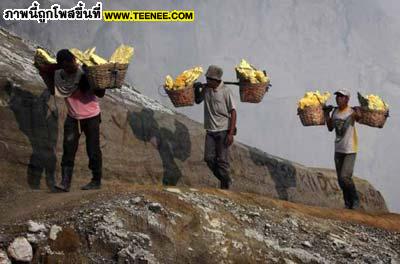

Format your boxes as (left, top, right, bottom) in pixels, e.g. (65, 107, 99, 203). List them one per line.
(34, 48, 57, 67)
(255, 70, 269, 83)
(90, 53, 108, 65)
(84, 47, 96, 56)
(298, 91, 331, 109)
(69, 48, 94, 66)
(110, 44, 134, 64)
(239, 59, 252, 69)
(164, 66, 203, 90)
(70, 47, 108, 66)
(358, 92, 389, 111)
(235, 59, 270, 84)
(174, 77, 186, 88)
(366, 94, 388, 111)
(165, 75, 174, 89)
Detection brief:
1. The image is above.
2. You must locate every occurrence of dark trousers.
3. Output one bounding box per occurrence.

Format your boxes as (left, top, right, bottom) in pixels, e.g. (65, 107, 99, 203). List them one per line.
(204, 131, 231, 187)
(334, 152, 359, 208)
(61, 114, 102, 181)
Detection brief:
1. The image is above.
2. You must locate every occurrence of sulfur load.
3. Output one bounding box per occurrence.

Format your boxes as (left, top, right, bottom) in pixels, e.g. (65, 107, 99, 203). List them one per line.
(70, 44, 134, 66)
(235, 59, 270, 84)
(34, 48, 57, 68)
(357, 92, 389, 111)
(298, 91, 331, 109)
(34, 44, 134, 68)
(110, 44, 134, 64)
(164, 67, 203, 90)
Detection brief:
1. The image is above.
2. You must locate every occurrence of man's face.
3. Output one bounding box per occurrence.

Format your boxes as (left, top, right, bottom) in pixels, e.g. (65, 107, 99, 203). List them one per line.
(336, 94, 349, 108)
(62, 58, 79, 74)
(206, 77, 220, 89)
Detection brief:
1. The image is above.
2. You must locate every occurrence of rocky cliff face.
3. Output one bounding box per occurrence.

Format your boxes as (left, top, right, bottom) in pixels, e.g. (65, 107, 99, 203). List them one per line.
(0, 28, 387, 213)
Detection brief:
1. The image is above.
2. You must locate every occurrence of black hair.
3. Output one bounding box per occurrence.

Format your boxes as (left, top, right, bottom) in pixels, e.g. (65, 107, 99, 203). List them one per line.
(56, 49, 75, 64)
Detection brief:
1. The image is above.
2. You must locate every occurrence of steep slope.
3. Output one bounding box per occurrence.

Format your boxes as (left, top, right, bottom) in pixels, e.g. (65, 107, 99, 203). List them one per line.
(0, 28, 387, 215)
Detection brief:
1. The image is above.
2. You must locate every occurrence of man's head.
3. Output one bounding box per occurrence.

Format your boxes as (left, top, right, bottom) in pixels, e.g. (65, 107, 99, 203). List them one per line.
(205, 65, 223, 89)
(334, 89, 350, 109)
(56, 49, 78, 74)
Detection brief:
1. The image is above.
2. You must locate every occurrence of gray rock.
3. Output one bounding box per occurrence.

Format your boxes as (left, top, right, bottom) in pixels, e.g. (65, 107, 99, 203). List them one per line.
(247, 211, 261, 217)
(272, 246, 327, 264)
(49, 225, 62, 241)
(329, 234, 348, 248)
(27, 220, 46, 233)
(117, 245, 158, 264)
(148, 203, 162, 214)
(343, 247, 358, 259)
(7, 237, 33, 262)
(289, 219, 299, 228)
(164, 187, 182, 194)
(391, 256, 400, 264)
(363, 254, 383, 264)
(0, 250, 11, 264)
(130, 197, 142, 205)
(281, 258, 297, 264)
(301, 241, 313, 248)
(26, 234, 38, 244)
(26, 232, 46, 244)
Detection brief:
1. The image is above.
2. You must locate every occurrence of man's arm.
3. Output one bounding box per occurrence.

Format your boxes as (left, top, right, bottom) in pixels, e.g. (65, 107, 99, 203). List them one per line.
(228, 109, 237, 134)
(226, 109, 237, 146)
(38, 64, 61, 95)
(323, 105, 334, 132)
(78, 74, 105, 98)
(352, 106, 362, 122)
(194, 82, 205, 104)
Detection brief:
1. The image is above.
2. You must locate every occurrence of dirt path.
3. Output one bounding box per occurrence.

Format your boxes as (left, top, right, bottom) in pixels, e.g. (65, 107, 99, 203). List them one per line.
(1, 183, 400, 233)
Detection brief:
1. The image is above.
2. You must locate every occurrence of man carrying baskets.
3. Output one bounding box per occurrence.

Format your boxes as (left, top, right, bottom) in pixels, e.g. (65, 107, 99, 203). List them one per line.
(194, 65, 237, 189)
(324, 89, 362, 209)
(39, 49, 105, 192)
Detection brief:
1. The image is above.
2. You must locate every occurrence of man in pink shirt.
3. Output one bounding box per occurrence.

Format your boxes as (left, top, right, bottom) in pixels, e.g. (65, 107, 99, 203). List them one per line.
(41, 49, 105, 191)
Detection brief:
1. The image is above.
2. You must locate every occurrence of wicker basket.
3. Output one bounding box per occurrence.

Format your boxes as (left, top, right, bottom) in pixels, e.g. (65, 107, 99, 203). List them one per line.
(86, 63, 129, 90)
(358, 108, 388, 128)
(238, 82, 269, 103)
(165, 83, 195, 107)
(297, 105, 326, 126)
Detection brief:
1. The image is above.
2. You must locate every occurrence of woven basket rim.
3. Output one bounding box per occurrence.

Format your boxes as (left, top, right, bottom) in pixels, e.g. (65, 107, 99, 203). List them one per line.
(297, 105, 324, 112)
(238, 80, 269, 84)
(164, 83, 194, 94)
(360, 107, 388, 114)
(86, 62, 129, 69)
